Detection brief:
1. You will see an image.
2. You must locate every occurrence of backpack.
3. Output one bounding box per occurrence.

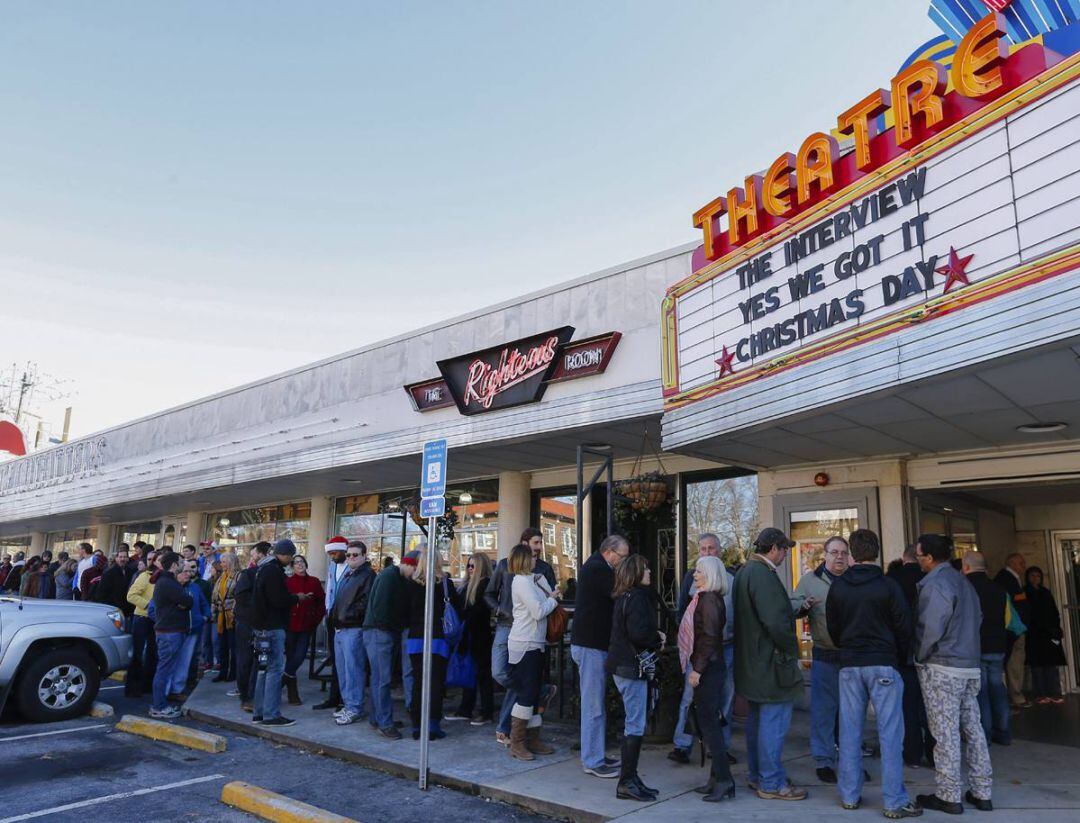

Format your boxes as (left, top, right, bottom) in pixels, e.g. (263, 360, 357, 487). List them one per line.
(441, 577, 464, 647)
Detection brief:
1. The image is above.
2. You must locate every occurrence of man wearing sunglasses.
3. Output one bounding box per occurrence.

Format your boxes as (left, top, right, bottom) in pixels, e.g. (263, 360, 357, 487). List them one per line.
(331, 540, 376, 726)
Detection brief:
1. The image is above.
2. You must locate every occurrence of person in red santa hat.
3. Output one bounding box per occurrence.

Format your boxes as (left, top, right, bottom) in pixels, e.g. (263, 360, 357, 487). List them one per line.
(313, 535, 350, 711)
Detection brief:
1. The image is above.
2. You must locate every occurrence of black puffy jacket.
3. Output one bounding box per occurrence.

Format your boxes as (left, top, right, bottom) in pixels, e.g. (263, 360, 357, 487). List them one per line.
(605, 586, 661, 680)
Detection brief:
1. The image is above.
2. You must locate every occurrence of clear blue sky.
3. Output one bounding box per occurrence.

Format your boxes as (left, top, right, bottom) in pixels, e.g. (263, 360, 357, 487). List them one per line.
(0, 1, 937, 437)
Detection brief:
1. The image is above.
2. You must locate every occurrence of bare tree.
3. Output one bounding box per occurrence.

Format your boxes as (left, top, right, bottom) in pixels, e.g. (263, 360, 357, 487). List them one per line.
(685, 475, 759, 568)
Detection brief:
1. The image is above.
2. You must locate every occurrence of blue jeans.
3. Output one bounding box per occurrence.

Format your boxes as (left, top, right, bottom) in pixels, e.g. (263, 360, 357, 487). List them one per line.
(839, 666, 908, 810)
(978, 653, 1011, 744)
(171, 631, 200, 694)
(252, 628, 286, 720)
(365, 628, 397, 729)
(571, 645, 608, 768)
(811, 657, 841, 768)
(492, 624, 515, 735)
(401, 630, 414, 711)
(335, 627, 368, 716)
(201, 620, 216, 667)
(675, 643, 736, 750)
(152, 632, 185, 711)
(614, 675, 647, 737)
(746, 700, 794, 792)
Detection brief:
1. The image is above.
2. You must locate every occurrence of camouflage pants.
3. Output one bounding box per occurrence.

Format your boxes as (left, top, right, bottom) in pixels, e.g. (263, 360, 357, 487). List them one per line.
(917, 666, 993, 803)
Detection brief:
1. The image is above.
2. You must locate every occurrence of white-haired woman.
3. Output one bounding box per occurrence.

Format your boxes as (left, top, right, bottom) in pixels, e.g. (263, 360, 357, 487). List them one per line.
(677, 554, 736, 802)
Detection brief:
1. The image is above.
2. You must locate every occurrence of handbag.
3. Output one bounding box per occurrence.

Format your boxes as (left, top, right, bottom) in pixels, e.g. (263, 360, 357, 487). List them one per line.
(441, 576, 465, 648)
(445, 644, 477, 689)
(535, 574, 568, 643)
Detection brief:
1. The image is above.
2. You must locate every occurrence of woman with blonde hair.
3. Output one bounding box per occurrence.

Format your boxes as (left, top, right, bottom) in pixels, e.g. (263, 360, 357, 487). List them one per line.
(406, 547, 463, 739)
(211, 553, 240, 683)
(680, 554, 736, 802)
(449, 552, 495, 723)
(506, 544, 560, 761)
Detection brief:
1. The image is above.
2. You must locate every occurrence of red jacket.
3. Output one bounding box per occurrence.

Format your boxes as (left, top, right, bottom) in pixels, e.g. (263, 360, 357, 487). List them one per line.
(286, 573, 326, 633)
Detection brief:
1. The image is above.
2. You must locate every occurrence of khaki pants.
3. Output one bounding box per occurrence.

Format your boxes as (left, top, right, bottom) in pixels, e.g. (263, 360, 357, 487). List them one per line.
(1005, 634, 1027, 706)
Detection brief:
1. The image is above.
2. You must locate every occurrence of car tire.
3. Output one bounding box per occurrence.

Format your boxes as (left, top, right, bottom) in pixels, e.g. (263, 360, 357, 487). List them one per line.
(15, 647, 101, 723)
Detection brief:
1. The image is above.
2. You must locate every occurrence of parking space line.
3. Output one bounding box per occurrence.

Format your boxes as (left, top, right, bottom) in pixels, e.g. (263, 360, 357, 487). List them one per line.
(0, 724, 108, 742)
(0, 773, 226, 822)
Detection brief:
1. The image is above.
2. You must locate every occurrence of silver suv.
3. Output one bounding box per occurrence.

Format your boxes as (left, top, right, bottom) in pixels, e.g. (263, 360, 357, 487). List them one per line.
(0, 595, 132, 721)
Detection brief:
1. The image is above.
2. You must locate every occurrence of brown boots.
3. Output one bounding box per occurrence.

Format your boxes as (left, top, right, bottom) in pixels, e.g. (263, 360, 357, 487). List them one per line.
(526, 726, 555, 755)
(284, 675, 302, 706)
(509, 717, 534, 761)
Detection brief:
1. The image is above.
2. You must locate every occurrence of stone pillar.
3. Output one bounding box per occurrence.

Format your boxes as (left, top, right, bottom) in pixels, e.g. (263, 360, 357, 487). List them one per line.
(29, 532, 46, 555)
(306, 496, 333, 582)
(185, 511, 206, 549)
(95, 524, 114, 555)
(497, 471, 532, 560)
(879, 483, 909, 565)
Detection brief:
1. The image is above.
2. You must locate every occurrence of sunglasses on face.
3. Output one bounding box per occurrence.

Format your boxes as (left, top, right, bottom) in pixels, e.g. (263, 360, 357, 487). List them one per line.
(347, 552, 363, 558)
(466, 564, 475, 569)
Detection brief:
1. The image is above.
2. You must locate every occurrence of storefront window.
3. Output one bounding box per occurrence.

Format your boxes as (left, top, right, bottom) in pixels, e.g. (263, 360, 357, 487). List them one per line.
(206, 502, 311, 564)
(46, 528, 98, 557)
(537, 494, 577, 587)
(336, 479, 498, 578)
(789, 507, 860, 662)
(117, 521, 163, 553)
(683, 472, 758, 569)
(918, 505, 978, 553)
(0, 535, 31, 558)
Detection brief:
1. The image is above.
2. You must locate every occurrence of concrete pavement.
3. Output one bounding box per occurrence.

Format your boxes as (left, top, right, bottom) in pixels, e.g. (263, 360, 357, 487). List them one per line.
(187, 678, 1080, 822)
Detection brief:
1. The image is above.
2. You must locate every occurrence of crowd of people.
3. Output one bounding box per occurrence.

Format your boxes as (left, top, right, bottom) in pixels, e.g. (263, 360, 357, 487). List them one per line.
(1, 522, 1070, 814)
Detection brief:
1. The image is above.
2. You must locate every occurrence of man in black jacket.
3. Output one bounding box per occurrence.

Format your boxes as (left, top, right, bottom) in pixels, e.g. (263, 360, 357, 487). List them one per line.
(994, 553, 1031, 708)
(826, 529, 919, 819)
(233, 541, 269, 712)
(150, 552, 193, 719)
(570, 534, 630, 779)
(887, 544, 934, 767)
(94, 549, 135, 620)
(250, 539, 308, 727)
(330, 541, 376, 726)
(485, 528, 556, 745)
(964, 551, 1011, 745)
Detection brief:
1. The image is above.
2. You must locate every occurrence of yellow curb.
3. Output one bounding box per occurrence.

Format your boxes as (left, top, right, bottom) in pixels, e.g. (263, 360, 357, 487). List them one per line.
(221, 781, 358, 823)
(89, 700, 114, 718)
(115, 714, 227, 753)
(108, 670, 126, 682)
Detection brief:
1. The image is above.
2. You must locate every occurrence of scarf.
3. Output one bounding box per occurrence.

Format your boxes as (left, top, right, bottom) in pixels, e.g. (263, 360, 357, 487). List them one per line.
(678, 592, 700, 672)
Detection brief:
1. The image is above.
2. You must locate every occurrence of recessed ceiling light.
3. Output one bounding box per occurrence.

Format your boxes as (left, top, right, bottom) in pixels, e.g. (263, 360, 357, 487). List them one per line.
(1016, 422, 1067, 434)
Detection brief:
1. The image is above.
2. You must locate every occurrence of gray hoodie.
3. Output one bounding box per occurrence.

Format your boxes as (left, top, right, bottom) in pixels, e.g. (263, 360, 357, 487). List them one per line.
(915, 562, 982, 669)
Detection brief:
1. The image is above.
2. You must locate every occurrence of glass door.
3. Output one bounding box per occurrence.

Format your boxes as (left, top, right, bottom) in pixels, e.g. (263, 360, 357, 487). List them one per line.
(1053, 532, 1080, 692)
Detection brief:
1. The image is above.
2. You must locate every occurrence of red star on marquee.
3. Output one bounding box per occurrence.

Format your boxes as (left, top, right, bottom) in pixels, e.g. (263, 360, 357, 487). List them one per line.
(935, 246, 975, 294)
(716, 345, 736, 378)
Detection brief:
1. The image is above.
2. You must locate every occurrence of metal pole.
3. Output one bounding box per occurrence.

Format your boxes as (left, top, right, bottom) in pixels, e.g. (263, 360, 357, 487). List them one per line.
(418, 517, 437, 789)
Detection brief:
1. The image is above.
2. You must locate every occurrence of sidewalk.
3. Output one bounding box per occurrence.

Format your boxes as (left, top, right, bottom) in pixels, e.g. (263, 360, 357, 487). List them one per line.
(186, 680, 1080, 821)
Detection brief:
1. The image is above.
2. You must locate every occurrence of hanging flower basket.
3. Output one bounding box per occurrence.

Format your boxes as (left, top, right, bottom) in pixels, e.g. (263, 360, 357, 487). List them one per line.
(615, 470, 669, 512)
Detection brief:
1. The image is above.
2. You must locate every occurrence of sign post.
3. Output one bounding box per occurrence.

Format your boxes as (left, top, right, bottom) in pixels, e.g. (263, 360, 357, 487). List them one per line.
(418, 439, 447, 790)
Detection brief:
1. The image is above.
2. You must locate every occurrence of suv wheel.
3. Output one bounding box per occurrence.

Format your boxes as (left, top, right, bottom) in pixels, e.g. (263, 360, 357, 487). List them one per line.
(16, 647, 100, 722)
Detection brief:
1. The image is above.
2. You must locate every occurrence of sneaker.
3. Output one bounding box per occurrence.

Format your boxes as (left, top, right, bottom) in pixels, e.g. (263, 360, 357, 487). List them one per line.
(149, 706, 181, 719)
(495, 731, 510, 746)
(584, 763, 620, 779)
(470, 716, 492, 726)
(668, 747, 691, 764)
(377, 726, 403, 740)
(333, 707, 348, 718)
(885, 803, 924, 819)
(842, 798, 861, 810)
(817, 767, 838, 784)
(241, 701, 253, 713)
(757, 784, 808, 801)
(916, 794, 962, 815)
(335, 710, 360, 726)
(252, 716, 263, 724)
(260, 716, 297, 727)
(444, 713, 470, 722)
(603, 755, 621, 767)
(226, 688, 241, 698)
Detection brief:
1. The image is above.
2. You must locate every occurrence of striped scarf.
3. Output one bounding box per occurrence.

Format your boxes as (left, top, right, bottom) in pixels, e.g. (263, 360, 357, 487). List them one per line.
(678, 592, 699, 672)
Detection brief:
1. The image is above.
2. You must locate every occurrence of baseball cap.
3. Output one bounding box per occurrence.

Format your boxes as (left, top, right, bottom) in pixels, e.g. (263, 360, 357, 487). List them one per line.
(754, 527, 795, 551)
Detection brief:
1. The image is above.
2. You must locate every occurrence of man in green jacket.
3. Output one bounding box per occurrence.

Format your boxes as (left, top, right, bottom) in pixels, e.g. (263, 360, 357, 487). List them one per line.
(733, 528, 808, 802)
(362, 557, 414, 739)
